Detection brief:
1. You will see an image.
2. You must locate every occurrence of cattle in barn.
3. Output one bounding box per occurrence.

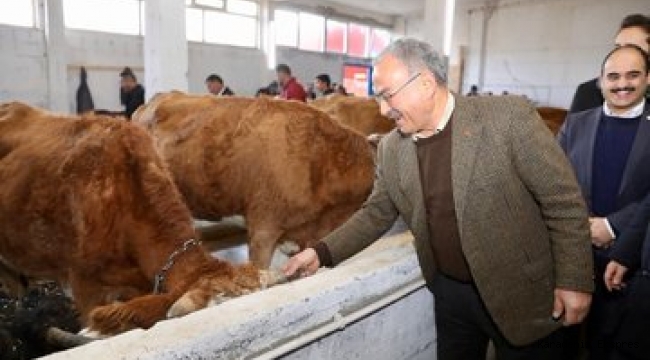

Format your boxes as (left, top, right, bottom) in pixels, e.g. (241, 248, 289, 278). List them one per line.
(132, 93, 376, 269)
(0, 102, 283, 336)
(310, 94, 394, 136)
(536, 106, 568, 135)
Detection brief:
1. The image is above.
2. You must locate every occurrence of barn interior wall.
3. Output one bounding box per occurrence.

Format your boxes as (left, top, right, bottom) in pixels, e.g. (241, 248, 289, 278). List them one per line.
(405, 0, 648, 108)
(0, 25, 48, 108)
(0, 28, 365, 113)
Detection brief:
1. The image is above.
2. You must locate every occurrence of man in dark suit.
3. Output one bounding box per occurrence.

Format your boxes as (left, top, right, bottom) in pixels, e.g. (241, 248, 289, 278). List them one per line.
(205, 74, 235, 96)
(569, 14, 650, 113)
(284, 38, 593, 359)
(605, 190, 650, 360)
(559, 44, 650, 360)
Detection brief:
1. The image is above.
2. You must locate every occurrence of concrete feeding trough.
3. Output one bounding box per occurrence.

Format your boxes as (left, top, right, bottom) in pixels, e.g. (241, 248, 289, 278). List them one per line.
(42, 222, 436, 359)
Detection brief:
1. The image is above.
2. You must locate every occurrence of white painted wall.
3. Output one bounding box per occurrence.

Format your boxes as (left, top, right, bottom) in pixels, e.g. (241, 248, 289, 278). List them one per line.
(0, 25, 48, 108)
(406, 0, 648, 107)
(2, 26, 372, 113)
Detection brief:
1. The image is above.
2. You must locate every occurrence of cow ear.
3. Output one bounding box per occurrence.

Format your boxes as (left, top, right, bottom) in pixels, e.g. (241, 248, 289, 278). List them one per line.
(366, 133, 384, 148)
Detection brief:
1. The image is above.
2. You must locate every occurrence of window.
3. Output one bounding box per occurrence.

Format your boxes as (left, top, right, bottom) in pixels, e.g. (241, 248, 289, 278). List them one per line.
(204, 11, 256, 47)
(186, 0, 259, 47)
(298, 12, 324, 52)
(326, 20, 346, 54)
(273, 9, 391, 58)
(195, 0, 224, 8)
(63, 0, 143, 35)
(228, 0, 257, 16)
(369, 28, 391, 57)
(274, 10, 298, 47)
(186, 7, 203, 42)
(348, 23, 369, 58)
(0, 0, 35, 27)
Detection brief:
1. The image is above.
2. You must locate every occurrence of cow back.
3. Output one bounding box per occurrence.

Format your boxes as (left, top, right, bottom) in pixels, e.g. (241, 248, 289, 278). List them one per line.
(310, 95, 394, 136)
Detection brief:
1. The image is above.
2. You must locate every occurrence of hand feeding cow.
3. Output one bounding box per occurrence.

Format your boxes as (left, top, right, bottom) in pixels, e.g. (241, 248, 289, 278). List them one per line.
(132, 93, 376, 269)
(0, 102, 283, 337)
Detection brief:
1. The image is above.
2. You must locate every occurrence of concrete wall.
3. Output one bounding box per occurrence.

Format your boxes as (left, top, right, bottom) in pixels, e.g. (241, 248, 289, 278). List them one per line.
(1, 29, 369, 113)
(0, 24, 48, 108)
(43, 233, 436, 360)
(458, 0, 649, 107)
(276, 46, 372, 91)
(405, 0, 648, 108)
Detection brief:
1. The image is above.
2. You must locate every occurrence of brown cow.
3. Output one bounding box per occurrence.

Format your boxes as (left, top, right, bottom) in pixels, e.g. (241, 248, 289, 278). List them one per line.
(310, 94, 394, 136)
(0, 102, 280, 336)
(133, 93, 375, 269)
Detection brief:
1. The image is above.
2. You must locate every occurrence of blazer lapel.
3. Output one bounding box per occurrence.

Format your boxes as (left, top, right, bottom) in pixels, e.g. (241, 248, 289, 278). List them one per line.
(451, 98, 483, 229)
(578, 111, 600, 202)
(619, 105, 650, 194)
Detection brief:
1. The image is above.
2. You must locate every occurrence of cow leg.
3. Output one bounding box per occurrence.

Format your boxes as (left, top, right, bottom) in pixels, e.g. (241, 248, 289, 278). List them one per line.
(247, 226, 284, 269)
(87, 293, 176, 335)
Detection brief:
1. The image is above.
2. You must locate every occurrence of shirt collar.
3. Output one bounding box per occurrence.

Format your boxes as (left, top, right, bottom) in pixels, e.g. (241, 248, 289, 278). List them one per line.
(602, 98, 646, 119)
(436, 92, 455, 132)
(411, 91, 455, 141)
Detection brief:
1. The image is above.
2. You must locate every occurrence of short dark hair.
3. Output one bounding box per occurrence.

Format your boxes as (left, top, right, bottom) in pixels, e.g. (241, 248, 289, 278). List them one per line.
(120, 67, 136, 80)
(601, 44, 650, 74)
(275, 64, 291, 75)
(205, 74, 223, 84)
(619, 14, 650, 46)
(316, 74, 331, 86)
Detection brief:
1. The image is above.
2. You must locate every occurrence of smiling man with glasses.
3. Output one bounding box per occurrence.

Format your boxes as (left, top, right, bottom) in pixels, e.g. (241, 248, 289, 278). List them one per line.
(284, 37, 593, 360)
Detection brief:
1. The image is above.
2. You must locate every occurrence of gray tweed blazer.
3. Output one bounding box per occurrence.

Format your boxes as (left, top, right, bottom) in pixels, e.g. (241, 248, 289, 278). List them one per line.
(322, 95, 593, 346)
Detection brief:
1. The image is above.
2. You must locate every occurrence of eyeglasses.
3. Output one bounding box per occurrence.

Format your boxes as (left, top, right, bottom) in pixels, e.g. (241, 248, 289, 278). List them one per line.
(374, 72, 421, 104)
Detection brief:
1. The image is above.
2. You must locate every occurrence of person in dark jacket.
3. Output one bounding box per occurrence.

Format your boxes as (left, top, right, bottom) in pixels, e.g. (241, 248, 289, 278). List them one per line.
(314, 74, 334, 98)
(119, 67, 145, 119)
(605, 189, 650, 360)
(76, 67, 94, 114)
(569, 14, 650, 114)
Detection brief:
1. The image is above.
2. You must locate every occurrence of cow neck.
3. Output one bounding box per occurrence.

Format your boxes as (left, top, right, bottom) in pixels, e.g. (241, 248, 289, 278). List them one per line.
(153, 238, 202, 294)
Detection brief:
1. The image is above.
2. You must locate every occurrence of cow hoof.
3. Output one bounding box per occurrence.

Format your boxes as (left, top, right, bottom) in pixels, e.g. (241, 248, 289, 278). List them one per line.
(259, 269, 287, 289)
(167, 293, 205, 318)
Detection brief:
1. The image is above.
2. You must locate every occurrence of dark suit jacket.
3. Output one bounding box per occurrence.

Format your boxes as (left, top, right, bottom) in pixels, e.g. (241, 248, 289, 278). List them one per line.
(610, 190, 650, 270)
(569, 78, 603, 114)
(120, 84, 145, 119)
(558, 104, 650, 234)
(321, 95, 593, 346)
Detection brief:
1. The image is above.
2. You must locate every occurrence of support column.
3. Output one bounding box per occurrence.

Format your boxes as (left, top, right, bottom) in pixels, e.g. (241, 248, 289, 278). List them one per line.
(43, 0, 68, 112)
(144, 0, 188, 100)
(422, 0, 447, 55)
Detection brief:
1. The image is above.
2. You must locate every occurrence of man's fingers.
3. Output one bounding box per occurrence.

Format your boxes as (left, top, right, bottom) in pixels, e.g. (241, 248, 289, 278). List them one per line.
(282, 258, 303, 277)
(552, 295, 564, 321)
(604, 262, 628, 291)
